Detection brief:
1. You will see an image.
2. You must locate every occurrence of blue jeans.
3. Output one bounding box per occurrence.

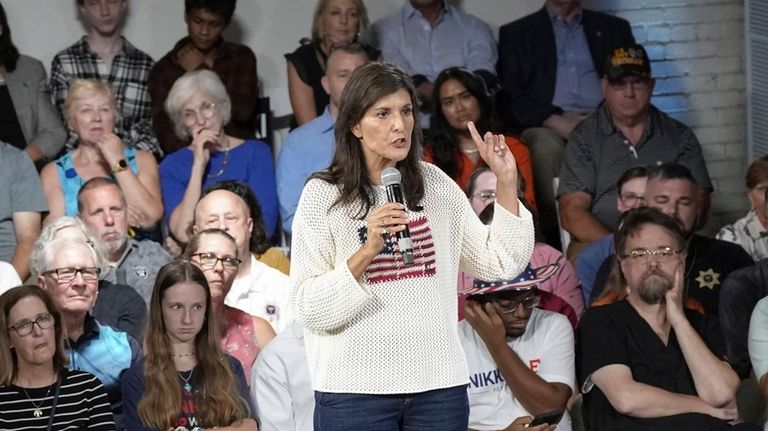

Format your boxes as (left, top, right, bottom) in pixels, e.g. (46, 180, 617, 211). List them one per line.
(314, 385, 469, 431)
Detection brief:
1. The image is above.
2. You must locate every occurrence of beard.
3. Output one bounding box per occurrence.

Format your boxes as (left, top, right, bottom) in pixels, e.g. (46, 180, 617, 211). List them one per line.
(637, 268, 674, 305)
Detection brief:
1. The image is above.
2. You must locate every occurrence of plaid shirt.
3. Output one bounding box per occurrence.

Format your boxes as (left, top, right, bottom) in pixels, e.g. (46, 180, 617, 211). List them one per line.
(50, 36, 162, 157)
(148, 37, 259, 154)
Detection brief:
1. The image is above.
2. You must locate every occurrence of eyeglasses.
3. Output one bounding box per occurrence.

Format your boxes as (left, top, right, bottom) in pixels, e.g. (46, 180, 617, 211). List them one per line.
(42, 267, 100, 283)
(619, 193, 645, 207)
(8, 313, 54, 336)
(620, 246, 682, 264)
(191, 252, 241, 272)
(182, 101, 217, 126)
(472, 190, 496, 203)
(609, 78, 651, 91)
(481, 293, 541, 314)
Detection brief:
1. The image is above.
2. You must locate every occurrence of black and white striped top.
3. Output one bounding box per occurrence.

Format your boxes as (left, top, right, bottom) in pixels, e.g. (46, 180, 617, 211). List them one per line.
(0, 369, 115, 431)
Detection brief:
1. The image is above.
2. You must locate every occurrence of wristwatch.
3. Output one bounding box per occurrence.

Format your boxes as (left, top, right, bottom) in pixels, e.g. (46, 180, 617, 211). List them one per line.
(112, 159, 129, 174)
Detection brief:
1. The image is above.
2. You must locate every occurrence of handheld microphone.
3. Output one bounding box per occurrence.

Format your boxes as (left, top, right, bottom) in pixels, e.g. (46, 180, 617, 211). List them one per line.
(381, 167, 415, 265)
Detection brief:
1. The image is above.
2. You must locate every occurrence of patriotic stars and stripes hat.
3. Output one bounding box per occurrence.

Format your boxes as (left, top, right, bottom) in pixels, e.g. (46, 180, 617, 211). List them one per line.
(461, 263, 560, 296)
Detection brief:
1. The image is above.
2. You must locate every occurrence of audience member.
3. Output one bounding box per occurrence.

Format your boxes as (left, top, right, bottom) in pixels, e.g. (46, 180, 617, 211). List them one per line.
(590, 164, 753, 316)
(749, 294, 768, 425)
(462, 166, 584, 319)
(576, 166, 647, 304)
(0, 261, 20, 294)
(77, 177, 171, 306)
(33, 236, 141, 429)
(285, 0, 378, 126)
(559, 44, 712, 257)
(250, 322, 313, 431)
(50, 0, 159, 157)
(370, 0, 498, 112)
(461, 264, 574, 430)
(121, 260, 257, 431)
(721, 259, 768, 378)
(426, 67, 535, 210)
(32, 216, 147, 341)
(0, 3, 66, 165)
(149, 0, 258, 154)
(192, 187, 291, 333)
(579, 207, 750, 431)
(160, 70, 278, 240)
(278, 43, 369, 235)
(0, 285, 116, 430)
(184, 229, 276, 379)
(497, 0, 635, 247)
(0, 142, 46, 280)
(197, 181, 290, 274)
(40, 79, 163, 229)
(717, 156, 768, 261)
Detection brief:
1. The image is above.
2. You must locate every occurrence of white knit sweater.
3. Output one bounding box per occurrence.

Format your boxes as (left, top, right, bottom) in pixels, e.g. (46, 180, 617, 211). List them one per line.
(290, 162, 534, 394)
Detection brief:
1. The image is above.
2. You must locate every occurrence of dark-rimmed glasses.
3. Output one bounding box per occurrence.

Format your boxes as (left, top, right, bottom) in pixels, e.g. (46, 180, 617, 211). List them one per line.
(191, 252, 241, 272)
(41, 267, 100, 283)
(8, 313, 54, 336)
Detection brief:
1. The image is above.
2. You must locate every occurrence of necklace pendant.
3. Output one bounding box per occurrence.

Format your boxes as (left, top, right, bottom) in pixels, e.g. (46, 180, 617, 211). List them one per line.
(33, 408, 42, 418)
(183, 382, 192, 392)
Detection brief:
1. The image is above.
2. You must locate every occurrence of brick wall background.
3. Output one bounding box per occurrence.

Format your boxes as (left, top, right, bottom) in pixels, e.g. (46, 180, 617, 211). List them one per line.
(586, 0, 748, 233)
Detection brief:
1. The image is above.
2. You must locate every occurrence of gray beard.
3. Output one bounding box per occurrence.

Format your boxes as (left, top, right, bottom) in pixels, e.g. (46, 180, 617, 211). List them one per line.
(637, 271, 673, 305)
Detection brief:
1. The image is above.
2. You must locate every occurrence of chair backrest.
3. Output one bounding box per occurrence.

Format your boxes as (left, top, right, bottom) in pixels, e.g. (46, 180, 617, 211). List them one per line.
(254, 96, 273, 147)
(553, 177, 571, 252)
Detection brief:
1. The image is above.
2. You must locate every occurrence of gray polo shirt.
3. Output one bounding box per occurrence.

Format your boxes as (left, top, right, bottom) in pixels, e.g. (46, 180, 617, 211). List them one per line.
(103, 238, 171, 307)
(0, 143, 47, 262)
(557, 103, 712, 230)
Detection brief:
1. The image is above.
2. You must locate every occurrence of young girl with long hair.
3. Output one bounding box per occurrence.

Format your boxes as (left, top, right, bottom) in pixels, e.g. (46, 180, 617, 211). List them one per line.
(121, 260, 257, 431)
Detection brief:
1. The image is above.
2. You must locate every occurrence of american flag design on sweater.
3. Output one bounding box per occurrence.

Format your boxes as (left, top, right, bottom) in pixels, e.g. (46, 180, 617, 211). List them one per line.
(358, 215, 437, 284)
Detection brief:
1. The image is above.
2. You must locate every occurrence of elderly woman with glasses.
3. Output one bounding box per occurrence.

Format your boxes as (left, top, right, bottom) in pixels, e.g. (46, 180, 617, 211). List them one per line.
(0, 285, 116, 430)
(159, 70, 278, 244)
(183, 229, 275, 379)
(31, 235, 141, 430)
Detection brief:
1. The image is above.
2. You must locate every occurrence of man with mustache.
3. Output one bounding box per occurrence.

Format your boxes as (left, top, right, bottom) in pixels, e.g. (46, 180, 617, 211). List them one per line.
(578, 207, 756, 431)
(77, 177, 170, 307)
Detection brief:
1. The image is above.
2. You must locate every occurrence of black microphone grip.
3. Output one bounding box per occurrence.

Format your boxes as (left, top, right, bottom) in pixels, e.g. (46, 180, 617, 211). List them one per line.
(384, 183, 415, 265)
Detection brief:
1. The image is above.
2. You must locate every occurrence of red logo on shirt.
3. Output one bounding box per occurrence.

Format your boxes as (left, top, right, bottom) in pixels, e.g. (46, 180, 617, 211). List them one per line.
(529, 359, 541, 372)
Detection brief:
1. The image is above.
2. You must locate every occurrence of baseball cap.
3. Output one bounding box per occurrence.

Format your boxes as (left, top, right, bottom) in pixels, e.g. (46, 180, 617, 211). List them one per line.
(605, 44, 651, 82)
(460, 263, 559, 296)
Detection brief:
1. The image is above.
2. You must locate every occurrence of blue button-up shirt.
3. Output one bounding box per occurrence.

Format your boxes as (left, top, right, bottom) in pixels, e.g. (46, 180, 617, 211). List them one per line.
(549, 7, 603, 112)
(372, 1, 497, 82)
(276, 106, 335, 234)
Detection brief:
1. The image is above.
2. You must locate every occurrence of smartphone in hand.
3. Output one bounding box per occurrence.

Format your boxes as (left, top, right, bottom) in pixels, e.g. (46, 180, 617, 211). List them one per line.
(527, 410, 565, 427)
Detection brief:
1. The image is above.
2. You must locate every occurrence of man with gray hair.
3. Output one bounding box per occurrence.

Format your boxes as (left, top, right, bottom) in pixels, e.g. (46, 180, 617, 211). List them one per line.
(77, 177, 170, 306)
(33, 235, 141, 430)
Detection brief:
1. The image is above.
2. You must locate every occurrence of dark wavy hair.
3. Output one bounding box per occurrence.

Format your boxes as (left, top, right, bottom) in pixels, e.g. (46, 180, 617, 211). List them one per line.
(429, 67, 497, 180)
(185, 0, 236, 23)
(0, 3, 20, 72)
(311, 61, 425, 218)
(199, 180, 270, 255)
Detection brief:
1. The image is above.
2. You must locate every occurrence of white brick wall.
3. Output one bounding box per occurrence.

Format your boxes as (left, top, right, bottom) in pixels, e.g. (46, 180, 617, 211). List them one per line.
(586, 0, 749, 232)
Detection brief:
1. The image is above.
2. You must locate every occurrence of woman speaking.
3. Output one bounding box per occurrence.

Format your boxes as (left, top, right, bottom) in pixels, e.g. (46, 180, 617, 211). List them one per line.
(290, 62, 534, 430)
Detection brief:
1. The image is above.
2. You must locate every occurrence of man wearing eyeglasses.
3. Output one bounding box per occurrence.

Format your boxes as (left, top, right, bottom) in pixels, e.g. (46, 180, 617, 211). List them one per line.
(33, 236, 140, 430)
(458, 264, 575, 430)
(578, 207, 751, 431)
(558, 44, 712, 260)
